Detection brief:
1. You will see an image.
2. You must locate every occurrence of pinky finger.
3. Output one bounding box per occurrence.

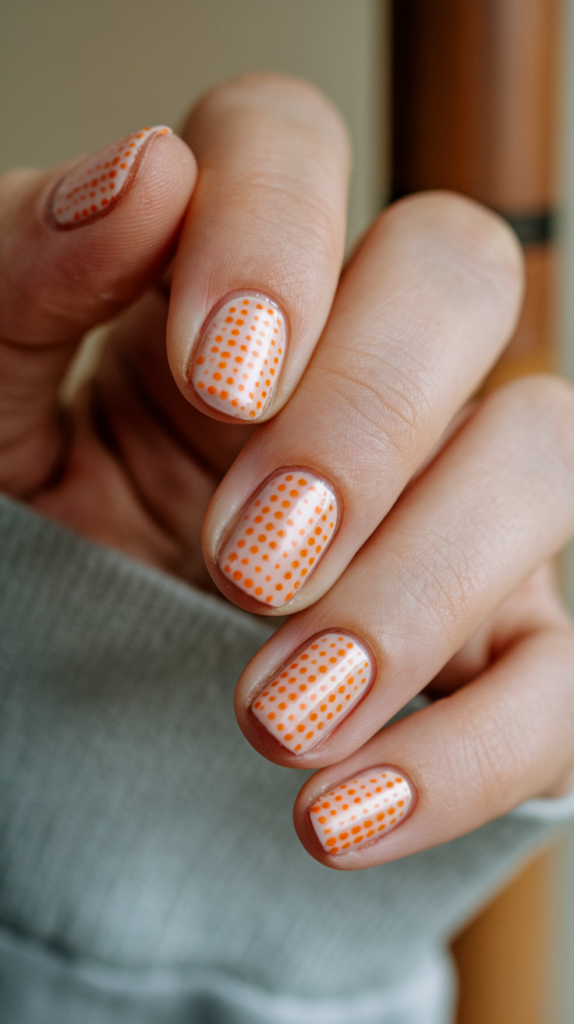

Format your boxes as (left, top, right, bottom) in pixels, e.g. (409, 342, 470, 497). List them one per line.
(295, 625, 574, 869)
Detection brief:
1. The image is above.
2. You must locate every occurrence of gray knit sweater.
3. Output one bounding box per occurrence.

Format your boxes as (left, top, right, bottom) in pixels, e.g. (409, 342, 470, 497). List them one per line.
(0, 494, 572, 1024)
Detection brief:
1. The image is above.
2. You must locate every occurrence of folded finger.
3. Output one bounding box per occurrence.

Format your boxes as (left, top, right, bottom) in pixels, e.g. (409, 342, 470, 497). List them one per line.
(166, 73, 350, 423)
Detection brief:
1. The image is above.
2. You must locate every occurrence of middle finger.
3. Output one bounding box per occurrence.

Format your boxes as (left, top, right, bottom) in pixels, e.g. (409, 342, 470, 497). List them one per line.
(203, 192, 523, 613)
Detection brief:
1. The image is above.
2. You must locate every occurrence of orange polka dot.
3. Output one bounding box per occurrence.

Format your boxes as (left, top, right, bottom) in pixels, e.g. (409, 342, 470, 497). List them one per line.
(190, 294, 286, 419)
(250, 632, 372, 754)
(219, 472, 337, 608)
(308, 768, 412, 855)
(52, 127, 170, 226)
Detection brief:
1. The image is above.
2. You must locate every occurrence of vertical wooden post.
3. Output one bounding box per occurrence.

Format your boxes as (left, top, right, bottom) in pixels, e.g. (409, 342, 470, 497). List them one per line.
(392, 0, 559, 386)
(391, 3, 562, 1022)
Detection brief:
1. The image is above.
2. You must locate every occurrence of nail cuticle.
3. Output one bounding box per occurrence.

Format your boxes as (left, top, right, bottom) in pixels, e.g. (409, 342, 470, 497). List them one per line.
(189, 291, 288, 420)
(309, 766, 414, 856)
(49, 125, 171, 230)
(250, 629, 375, 755)
(217, 467, 340, 610)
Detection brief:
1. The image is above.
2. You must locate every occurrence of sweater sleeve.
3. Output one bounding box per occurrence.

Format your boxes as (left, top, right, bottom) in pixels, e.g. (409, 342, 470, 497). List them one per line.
(0, 492, 571, 1024)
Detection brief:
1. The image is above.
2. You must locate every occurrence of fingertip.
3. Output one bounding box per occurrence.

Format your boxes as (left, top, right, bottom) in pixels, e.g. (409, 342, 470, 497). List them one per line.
(294, 761, 418, 869)
(0, 127, 198, 347)
(134, 130, 198, 222)
(47, 127, 196, 232)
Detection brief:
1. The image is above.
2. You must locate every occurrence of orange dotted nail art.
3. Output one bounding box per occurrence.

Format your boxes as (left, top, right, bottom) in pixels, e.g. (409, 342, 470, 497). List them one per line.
(220, 470, 337, 608)
(52, 126, 171, 226)
(191, 293, 286, 420)
(310, 769, 413, 855)
(252, 633, 374, 754)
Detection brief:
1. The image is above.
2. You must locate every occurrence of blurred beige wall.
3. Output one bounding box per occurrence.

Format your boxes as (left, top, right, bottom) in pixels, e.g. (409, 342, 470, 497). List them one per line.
(0, 0, 388, 244)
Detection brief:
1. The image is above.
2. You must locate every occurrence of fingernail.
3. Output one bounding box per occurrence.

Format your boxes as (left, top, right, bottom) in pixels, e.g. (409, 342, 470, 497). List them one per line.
(51, 126, 171, 227)
(191, 293, 287, 420)
(251, 632, 374, 754)
(220, 470, 338, 607)
(310, 768, 413, 854)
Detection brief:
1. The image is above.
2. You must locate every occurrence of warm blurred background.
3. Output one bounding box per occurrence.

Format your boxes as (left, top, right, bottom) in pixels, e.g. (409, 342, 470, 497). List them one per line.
(2, 1, 574, 1020)
(0, 0, 388, 243)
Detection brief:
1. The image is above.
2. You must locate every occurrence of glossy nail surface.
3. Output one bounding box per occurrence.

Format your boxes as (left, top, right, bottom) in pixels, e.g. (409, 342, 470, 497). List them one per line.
(52, 126, 171, 227)
(310, 768, 413, 854)
(191, 293, 286, 419)
(220, 470, 337, 607)
(252, 632, 374, 753)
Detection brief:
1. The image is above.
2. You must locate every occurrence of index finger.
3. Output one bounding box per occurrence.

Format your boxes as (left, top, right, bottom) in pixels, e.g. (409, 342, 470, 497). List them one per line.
(166, 73, 350, 423)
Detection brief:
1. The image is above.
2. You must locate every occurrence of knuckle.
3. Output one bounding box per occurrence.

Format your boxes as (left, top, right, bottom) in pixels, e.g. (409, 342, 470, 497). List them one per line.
(443, 700, 521, 809)
(247, 175, 343, 258)
(316, 356, 431, 468)
(383, 191, 524, 330)
(186, 72, 350, 159)
(496, 374, 574, 474)
(392, 191, 523, 281)
(397, 536, 486, 634)
(183, 75, 350, 278)
(212, 177, 344, 305)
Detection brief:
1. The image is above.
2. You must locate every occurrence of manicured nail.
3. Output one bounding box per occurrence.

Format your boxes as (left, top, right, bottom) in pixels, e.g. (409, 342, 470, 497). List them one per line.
(220, 470, 338, 607)
(51, 126, 171, 227)
(310, 768, 413, 854)
(251, 632, 374, 753)
(191, 293, 287, 420)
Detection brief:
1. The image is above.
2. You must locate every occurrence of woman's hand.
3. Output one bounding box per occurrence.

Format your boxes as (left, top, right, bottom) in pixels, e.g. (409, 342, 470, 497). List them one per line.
(0, 74, 349, 585)
(216, 178, 574, 869)
(2, 74, 574, 871)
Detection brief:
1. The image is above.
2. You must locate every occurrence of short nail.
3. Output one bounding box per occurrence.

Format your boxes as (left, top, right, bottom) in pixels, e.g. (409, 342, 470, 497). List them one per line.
(310, 768, 413, 854)
(51, 126, 171, 227)
(220, 469, 338, 607)
(191, 292, 287, 420)
(251, 632, 374, 754)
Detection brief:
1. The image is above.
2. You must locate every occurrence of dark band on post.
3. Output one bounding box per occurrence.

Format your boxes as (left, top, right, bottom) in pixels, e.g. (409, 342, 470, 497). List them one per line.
(501, 211, 555, 247)
(389, 193, 556, 249)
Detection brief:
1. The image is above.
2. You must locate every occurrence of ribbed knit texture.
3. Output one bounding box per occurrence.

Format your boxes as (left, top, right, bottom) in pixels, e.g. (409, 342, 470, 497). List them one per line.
(0, 494, 572, 1022)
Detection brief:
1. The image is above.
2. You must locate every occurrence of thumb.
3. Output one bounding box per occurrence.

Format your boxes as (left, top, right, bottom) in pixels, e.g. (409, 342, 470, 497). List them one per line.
(0, 126, 196, 494)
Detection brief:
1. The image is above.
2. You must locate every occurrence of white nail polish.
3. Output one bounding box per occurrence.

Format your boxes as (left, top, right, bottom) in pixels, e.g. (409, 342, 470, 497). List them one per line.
(310, 768, 413, 854)
(219, 469, 337, 607)
(252, 632, 374, 753)
(51, 126, 171, 227)
(191, 292, 287, 420)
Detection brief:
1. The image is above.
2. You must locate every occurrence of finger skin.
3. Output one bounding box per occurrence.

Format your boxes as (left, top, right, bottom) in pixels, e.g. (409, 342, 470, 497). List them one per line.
(167, 73, 350, 423)
(97, 287, 255, 480)
(294, 624, 574, 870)
(0, 132, 196, 494)
(92, 289, 219, 585)
(235, 375, 574, 768)
(0, 133, 195, 345)
(205, 192, 523, 615)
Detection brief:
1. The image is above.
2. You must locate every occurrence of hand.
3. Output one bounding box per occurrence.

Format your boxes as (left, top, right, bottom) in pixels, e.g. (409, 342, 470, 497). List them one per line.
(0, 75, 349, 588)
(3, 74, 574, 873)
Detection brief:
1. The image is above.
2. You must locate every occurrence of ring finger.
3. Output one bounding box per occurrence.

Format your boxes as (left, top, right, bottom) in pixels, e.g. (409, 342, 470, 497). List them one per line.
(235, 375, 574, 769)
